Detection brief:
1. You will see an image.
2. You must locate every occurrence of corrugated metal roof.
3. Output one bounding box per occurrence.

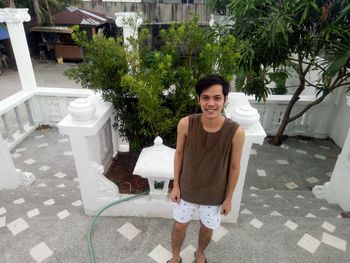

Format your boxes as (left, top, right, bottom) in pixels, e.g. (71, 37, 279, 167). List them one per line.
(0, 23, 9, 40)
(30, 26, 73, 34)
(52, 7, 111, 26)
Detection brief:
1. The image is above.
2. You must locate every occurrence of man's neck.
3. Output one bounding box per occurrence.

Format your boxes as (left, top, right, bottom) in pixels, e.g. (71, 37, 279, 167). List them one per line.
(201, 114, 225, 132)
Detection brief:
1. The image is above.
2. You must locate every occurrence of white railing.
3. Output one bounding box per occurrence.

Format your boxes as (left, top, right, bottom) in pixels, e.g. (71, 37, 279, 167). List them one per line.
(248, 94, 333, 139)
(0, 88, 93, 151)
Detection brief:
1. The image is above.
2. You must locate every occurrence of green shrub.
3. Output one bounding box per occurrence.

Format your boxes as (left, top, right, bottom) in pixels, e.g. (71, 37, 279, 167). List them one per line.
(65, 19, 242, 152)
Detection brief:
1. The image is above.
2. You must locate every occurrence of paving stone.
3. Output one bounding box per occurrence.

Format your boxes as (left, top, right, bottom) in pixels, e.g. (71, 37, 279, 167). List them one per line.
(30, 242, 53, 263)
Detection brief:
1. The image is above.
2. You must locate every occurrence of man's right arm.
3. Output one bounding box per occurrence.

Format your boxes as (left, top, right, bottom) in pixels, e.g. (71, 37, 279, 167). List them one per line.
(171, 117, 188, 203)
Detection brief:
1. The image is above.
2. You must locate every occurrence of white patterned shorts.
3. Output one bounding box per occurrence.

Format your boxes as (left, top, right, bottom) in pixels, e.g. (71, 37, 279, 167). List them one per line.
(173, 199, 221, 229)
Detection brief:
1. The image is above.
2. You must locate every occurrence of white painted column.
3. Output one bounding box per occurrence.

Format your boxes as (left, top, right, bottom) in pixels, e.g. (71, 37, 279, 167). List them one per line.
(58, 94, 120, 214)
(224, 92, 266, 223)
(0, 8, 37, 92)
(115, 12, 143, 51)
(0, 134, 20, 190)
(323, 127, 350, 210)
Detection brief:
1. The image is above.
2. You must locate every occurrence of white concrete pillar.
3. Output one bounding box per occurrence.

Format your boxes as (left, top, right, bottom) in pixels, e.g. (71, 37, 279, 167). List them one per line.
(224, 92, 266, 222)
(58, 94, 120, 214)
(0, 134, 20, 190)
(0, 8, 37, 92)
(115, 12, 143, 52)
(324, 127, 350, 210)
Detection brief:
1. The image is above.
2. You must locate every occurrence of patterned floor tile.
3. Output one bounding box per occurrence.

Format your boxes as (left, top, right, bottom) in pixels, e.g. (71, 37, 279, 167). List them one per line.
(0, 207, 6, 215)
(58, 138, 69, 143)
(43, 199, 55, 206)
(57, 210, 70, 220)
(315, 154, 326, 160)
(250, 218, 263, 229)
(306, 213, 316, 218)
(212, 226, 229, 242)
(11, 152, 21, 158)
(24, 159, 36, 165)
(7, 217, 29, 236)
(277, 159, 289, 165)
(297, 234, 321, 254)
(63, 151, 73, 156)
(322, 232, 347, 251)
(13, 198, 25, 204)
(285, 182, 298, 189)
(306, 177, 319, 184)
(72, 200, 82, 207)
(54, 172, 67, 179)
(284, 220, 298, 231)
(180, 245, 196, 262)
(148, 244, 172, 263)
(250, 149, 257, 155)
(257, 169, 266, 177)
(296, 149, 307, 155)
(117, 222, 141, 241)
(15, 147, 26, 152)
(27, 208, 40, 218)
(321, 221, 336, 233)
(270, 211, 282, 216)
(240, 209, 252, 215)
(0, 216, 5, 228)
(30, 242, 53, 263)
(39, 165, 51, 172)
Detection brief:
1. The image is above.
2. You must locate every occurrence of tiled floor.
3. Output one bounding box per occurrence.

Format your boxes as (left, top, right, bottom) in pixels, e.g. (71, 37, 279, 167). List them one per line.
(0, 128, 349, 263)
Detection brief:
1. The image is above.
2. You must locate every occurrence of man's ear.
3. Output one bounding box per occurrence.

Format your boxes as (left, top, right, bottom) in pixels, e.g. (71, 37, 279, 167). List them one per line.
(197, 96, 200, 104)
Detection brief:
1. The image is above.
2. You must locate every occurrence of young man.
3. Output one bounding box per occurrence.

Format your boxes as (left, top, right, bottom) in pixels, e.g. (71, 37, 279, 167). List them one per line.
(167, 74, 245, 263)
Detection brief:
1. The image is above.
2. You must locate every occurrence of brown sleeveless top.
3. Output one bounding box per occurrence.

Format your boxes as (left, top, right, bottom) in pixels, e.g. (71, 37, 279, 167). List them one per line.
(180, 114, 240, 205)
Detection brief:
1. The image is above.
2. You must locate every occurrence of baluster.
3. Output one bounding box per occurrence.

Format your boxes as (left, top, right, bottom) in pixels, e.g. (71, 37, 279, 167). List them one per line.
(1, 113, 14, 142)
(14, 106, 25, 134)
(24, 100, 34, 126)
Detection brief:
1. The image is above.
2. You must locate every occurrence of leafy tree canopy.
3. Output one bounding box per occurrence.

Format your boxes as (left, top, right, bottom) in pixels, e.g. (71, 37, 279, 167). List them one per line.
(208, 0, 350, 145)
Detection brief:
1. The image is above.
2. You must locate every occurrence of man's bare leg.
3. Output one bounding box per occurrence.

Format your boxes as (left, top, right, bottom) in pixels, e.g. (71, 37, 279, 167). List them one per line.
(195, 222, 213, 263)
(168, 221, 189, 263)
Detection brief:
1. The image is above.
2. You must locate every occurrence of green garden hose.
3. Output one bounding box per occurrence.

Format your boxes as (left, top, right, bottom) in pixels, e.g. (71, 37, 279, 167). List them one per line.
(87, 190, 150, 263)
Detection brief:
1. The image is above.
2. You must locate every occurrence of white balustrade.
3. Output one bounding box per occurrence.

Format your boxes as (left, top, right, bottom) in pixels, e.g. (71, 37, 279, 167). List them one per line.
(248, 95, 333, 138)
(58, 93, 120, 213)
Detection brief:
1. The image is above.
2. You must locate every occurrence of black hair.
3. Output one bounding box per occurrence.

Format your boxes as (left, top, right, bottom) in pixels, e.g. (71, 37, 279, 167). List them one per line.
(195, 74, 230, 97)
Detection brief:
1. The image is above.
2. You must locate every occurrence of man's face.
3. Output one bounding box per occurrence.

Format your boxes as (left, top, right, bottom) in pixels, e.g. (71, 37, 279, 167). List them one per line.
(198, 84, 227, 119)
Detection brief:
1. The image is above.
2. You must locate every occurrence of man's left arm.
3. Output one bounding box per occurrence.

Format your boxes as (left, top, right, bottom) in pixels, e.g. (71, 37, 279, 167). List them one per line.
(221, 127, 245, 216)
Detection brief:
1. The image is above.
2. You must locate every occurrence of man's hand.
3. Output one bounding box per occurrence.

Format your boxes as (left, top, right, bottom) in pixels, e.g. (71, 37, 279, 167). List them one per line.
(170, 186, 181, 203)
(221, 199, 232, 216)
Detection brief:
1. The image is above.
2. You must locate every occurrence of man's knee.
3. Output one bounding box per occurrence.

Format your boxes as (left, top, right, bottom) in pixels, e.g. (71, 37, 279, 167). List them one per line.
(173, 221, 189, 233)
(200, 221, 213, 233)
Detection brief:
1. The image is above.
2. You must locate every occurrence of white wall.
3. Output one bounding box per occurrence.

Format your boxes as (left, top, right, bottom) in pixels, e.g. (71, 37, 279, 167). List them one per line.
(329, 87, 350, 147)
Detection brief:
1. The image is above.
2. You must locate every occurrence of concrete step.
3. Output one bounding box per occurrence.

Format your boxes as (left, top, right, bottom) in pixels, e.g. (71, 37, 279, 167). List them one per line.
(239, 203, 342, 218)
(236, 214, 350, 241)
(242, 194, 340, 210)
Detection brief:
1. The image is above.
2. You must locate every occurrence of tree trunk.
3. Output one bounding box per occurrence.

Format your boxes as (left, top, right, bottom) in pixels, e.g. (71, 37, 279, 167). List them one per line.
(44, 0, 53, 25)
(269, 53, 307, 145)
(33, 0, 43, 25)
(7, 0, 16, 7)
